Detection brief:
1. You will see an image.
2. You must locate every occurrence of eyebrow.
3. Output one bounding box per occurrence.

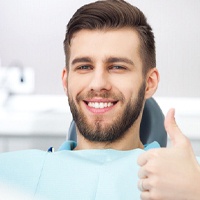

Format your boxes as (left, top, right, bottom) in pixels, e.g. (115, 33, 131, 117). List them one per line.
(71, 56, 134, 66)
(71, 57, 92, 65)
(105, 57, 134, 66)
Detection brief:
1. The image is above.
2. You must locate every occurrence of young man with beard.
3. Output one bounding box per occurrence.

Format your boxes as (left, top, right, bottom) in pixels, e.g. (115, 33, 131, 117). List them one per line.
(0, 0, 200, 199)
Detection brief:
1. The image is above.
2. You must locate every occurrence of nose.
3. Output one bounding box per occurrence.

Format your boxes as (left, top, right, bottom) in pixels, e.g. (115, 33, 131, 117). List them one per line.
(88, 69, 111, 92)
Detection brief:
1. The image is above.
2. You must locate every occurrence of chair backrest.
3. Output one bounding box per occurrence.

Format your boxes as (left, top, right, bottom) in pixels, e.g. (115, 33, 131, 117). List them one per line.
(67, 98, 167, 147)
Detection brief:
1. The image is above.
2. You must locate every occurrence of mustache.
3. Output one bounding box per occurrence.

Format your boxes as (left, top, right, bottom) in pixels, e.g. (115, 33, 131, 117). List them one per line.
(76, 90, 125, 102)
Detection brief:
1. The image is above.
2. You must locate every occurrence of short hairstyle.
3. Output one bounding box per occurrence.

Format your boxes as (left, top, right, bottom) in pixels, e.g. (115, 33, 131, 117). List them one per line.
(64, 0, 156, 74)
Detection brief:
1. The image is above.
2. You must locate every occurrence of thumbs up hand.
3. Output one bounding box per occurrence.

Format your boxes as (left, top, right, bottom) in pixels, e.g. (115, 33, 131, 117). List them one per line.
(137, 109, 200, 200)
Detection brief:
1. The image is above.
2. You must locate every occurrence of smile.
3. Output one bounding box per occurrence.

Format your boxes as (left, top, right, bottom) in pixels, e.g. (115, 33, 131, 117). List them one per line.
(88, 102, 114, 109)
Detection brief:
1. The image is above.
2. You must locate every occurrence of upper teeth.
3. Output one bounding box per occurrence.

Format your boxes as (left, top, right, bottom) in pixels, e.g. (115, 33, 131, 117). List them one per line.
(88, 102, 113, 109)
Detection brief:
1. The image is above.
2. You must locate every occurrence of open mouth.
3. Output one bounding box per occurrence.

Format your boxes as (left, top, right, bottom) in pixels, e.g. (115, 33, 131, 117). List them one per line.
(84, 101, 118, 109)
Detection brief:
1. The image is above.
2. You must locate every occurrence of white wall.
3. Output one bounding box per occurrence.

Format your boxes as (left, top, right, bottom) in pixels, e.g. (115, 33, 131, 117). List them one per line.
(0, 0, 200, 96)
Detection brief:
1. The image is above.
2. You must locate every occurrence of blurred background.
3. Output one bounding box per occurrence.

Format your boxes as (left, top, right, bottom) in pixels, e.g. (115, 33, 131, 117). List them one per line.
(0, 0, 200, 153)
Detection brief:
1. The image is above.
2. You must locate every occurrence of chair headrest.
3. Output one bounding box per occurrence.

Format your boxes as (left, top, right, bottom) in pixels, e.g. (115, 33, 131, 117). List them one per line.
(67, 98, 167, 147)
(140, 98, 167, 147)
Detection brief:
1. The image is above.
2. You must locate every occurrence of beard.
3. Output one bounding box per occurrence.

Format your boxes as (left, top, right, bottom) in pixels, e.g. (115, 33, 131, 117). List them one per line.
(68, 82, 146, 143)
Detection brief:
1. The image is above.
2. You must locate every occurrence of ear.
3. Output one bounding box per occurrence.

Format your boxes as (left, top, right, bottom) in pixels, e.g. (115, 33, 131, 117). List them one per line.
(144, 68, 160, 99)
(62, 68, 68, 95)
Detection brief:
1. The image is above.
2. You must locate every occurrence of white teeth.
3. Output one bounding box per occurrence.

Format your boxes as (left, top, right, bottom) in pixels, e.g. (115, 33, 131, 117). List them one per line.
(99, 102, 104, 108)
(88, 102, 114, 108)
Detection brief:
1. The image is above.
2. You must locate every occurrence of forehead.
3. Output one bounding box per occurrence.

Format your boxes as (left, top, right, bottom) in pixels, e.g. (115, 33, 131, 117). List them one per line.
(68, 28, 141, 65)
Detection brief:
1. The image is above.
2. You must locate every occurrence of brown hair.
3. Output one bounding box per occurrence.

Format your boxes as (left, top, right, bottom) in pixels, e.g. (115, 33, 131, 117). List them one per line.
(63, 0, 156, 74)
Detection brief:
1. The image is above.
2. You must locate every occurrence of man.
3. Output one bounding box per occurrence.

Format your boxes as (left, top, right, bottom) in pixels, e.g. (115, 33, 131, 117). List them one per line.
(0, 0, 200, 199)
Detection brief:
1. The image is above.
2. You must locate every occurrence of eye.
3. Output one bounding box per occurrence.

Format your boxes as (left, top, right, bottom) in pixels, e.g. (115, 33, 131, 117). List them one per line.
(76, 65, 93, 71)
(75, 65, 93, 73)
(109, 65, 127, 71)
(113, 66, 124, 69)
(77, 65, 92, 70)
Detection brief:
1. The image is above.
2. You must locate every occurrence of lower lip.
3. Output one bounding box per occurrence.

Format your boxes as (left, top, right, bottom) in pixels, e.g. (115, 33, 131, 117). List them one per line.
(85, 103, 115, 114)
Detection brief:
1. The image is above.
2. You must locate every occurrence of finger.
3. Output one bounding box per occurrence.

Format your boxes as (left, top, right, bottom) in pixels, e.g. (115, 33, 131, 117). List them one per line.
(137, 151, 148, 166)
(138, 166, 148, 179)
(138, 178, 151, 192)
(164, 108, 187, 147)
(137, 149, 156, 166)
(140, 191, 150, 200)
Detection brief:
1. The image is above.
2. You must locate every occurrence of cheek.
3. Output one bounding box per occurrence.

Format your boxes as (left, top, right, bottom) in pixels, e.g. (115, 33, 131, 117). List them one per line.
(67, 75, 87, 97)
(112, 75, 143, 99)
(111, 75, 134, 91)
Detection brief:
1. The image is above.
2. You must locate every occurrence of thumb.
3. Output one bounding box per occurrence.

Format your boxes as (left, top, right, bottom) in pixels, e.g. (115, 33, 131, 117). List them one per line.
(164, 108, 187, 147)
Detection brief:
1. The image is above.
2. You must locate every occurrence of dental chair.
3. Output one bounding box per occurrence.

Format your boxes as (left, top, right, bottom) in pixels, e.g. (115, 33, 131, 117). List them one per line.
(67, 98, 167, 147)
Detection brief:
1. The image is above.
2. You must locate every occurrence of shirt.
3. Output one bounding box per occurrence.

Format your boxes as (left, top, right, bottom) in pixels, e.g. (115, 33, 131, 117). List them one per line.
(0, 141, 163, 199)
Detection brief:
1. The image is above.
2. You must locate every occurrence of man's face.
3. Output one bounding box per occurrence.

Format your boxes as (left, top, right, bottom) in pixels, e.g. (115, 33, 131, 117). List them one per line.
(64, 28, 146, 142)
